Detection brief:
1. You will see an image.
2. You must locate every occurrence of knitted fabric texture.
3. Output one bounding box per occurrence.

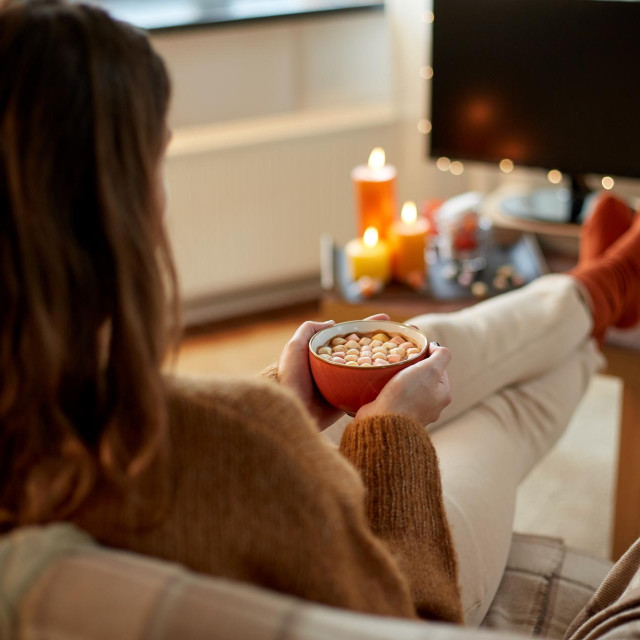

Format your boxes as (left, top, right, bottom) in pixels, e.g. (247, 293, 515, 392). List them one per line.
(340, 416, 462, 622)
(578, 194, 633, 266)
(71, 376, 463, 623)
(570, 204, 640, 339)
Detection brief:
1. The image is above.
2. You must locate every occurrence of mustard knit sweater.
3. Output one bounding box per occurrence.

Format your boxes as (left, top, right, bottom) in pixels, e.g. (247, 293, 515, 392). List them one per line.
(72, 375, 463, 624)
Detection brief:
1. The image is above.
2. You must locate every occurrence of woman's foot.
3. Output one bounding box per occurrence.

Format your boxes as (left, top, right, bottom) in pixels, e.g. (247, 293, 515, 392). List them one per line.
(570, 198, 640, 341)
(579, 193, 633, 264)
(612, 211, 640, 329)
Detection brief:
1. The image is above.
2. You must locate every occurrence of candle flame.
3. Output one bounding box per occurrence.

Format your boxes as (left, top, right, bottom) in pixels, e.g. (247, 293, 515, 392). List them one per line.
(363, 226, 379, 248)
(368, 147, 386, 170)
(401, 201, 418, 224)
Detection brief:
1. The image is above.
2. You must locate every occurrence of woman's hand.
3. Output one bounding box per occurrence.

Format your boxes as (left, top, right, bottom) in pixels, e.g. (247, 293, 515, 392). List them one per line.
(278, 314, 390, 431)
(355, 343, 452, 426)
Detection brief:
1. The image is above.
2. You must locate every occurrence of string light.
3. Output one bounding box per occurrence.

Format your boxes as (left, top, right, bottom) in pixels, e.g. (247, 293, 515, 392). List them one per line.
(436, 157, 451, 171)
(499, 159, 514, 173)
(602, 176, 615, 190)
(547, 169, 563, 184)
(422, 10, 435, 142)
(418, 119, 432, 134)
(450, 161, 464, 175)
(419, 66, 434, 80)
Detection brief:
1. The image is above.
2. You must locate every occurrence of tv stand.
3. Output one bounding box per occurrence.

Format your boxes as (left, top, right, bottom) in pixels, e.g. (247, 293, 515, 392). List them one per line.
(500, 174, 591, 225)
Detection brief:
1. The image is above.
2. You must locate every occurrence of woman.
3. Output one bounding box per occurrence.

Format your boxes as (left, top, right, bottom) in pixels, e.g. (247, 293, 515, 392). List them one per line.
(1, 0, 639, 633)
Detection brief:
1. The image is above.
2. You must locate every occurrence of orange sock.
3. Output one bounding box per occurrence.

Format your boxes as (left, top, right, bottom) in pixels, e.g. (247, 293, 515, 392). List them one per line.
(616, 212, 640, 330)
(570, 204, 640, 341)
(579, 193, 633, 265)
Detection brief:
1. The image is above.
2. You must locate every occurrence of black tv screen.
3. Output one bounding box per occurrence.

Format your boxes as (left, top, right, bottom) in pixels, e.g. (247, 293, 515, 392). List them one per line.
(429, 0, 640, 180)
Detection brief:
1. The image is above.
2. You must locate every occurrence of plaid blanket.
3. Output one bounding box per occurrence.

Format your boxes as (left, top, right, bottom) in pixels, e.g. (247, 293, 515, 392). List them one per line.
(0, 526, 627, 640)
(482, 534, 612, 638)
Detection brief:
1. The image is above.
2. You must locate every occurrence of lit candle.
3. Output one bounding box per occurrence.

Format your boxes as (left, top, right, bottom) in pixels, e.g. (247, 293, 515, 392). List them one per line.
(345, 226, 391, 283)
(390, 201, 430, 285)
(351, 147, 397, 239)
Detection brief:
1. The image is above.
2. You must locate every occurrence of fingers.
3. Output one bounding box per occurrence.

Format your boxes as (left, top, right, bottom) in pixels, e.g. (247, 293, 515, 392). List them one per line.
(363, 313, 390, 321)
(402, 344, 451, 383)
(424, 344, 452, 375)
(427, 341, 441, 355)
(440, 371, 453, 405)
(292, 316, 391, 345)
(290, 320, 335, 346)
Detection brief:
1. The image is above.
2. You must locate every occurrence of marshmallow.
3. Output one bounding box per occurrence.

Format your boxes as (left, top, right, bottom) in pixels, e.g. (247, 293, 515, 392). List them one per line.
(320, 331, 422, 368)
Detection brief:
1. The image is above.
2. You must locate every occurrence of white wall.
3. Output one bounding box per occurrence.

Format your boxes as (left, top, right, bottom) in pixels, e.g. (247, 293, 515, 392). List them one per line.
(152, 11, 393, 128)
(152, 11, 411, 315)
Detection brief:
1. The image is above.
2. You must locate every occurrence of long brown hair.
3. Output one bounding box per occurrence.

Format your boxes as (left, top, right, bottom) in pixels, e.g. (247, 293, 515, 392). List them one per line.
(0, 0, 179, 528)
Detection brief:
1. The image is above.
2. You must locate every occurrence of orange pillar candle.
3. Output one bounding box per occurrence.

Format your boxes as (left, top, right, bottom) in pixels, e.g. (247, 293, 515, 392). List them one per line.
(351, 147, 397, 239)
(390, 201, 430, 285)
(345, 227, 391, 283)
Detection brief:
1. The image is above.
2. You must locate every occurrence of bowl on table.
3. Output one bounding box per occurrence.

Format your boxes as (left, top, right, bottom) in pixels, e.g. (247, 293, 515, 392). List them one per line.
(308, 320, 429, 415)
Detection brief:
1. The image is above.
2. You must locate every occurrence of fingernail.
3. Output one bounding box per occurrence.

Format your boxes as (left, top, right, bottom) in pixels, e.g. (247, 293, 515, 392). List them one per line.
(432, 341, 440, 347)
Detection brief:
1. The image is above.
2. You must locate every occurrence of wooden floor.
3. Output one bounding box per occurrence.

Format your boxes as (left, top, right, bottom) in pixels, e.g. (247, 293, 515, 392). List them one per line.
(172, 303, 322, 378)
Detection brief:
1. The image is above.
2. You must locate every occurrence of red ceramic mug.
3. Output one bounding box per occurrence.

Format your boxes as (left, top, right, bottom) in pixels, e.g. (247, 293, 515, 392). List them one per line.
(309, 320, 428, 415)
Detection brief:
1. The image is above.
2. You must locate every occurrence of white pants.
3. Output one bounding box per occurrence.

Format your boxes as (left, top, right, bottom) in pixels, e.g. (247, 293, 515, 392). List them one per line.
(325, 274, 603, 626)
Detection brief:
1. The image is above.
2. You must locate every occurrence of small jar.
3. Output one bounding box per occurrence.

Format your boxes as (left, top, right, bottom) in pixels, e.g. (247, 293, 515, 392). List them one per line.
(436, 192, 489, 260)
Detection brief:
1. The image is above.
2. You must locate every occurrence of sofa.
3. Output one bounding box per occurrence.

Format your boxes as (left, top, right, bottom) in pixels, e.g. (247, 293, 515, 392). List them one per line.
(0, 524, 613, 640)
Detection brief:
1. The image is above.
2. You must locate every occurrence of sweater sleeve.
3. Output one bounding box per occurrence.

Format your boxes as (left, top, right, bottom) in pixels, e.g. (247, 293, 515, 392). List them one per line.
(260, 362, 280, 382)
(340, 415, 463, 623)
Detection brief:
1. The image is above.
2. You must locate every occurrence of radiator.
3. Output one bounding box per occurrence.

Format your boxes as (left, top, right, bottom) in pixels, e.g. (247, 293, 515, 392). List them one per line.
(165, 105, 400, 324)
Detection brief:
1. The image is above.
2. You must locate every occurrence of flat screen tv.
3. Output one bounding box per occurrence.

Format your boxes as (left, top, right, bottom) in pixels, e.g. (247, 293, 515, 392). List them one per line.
(429, 0, 640, 223)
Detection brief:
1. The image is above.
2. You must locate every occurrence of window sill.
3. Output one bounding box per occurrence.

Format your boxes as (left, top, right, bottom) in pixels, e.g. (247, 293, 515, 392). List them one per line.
(97, 0, 384, 33)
